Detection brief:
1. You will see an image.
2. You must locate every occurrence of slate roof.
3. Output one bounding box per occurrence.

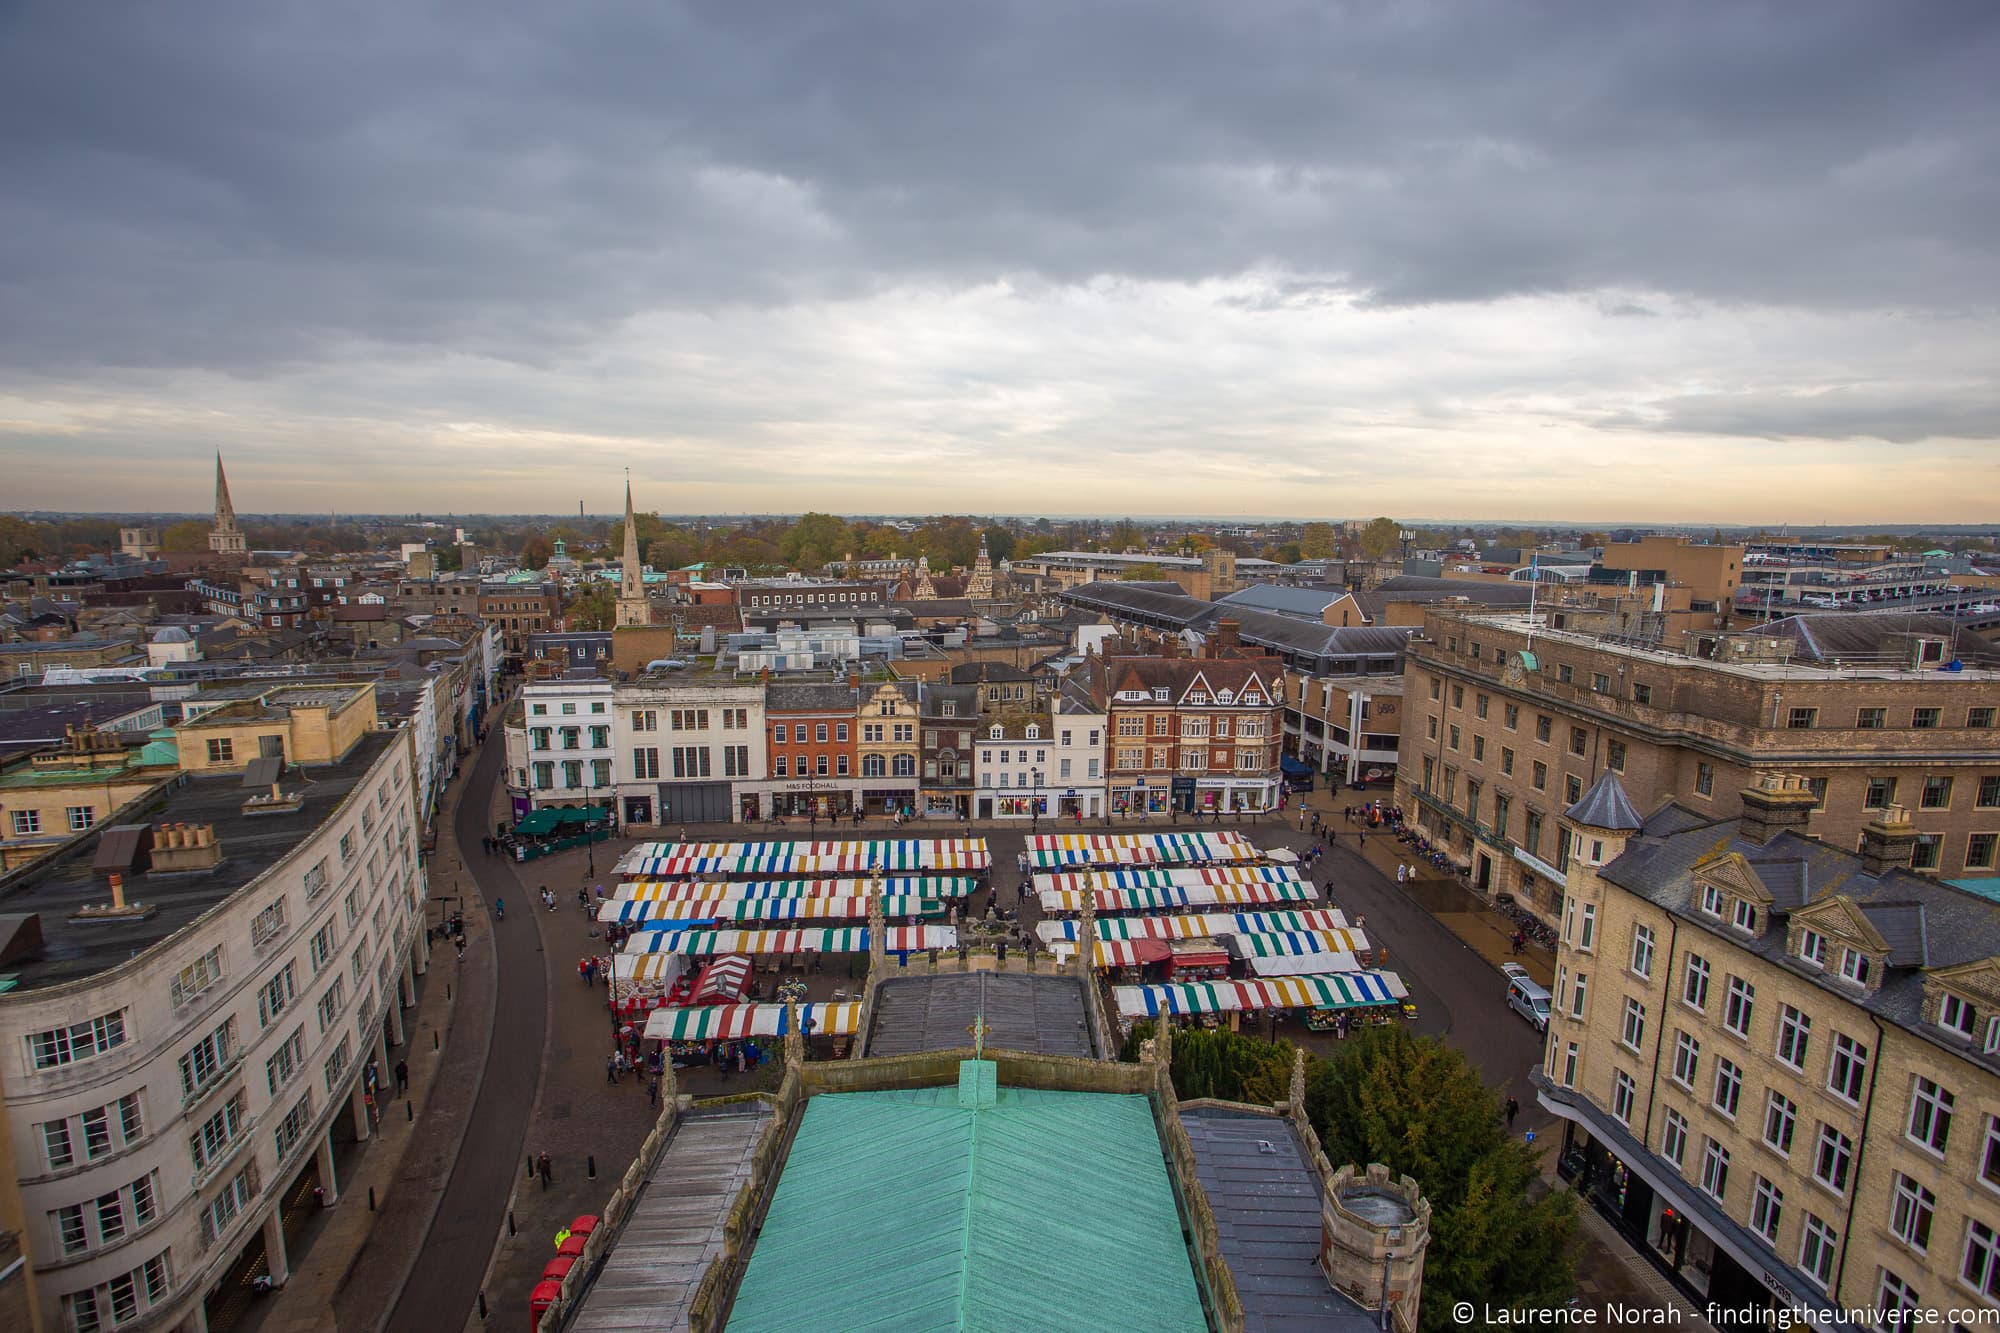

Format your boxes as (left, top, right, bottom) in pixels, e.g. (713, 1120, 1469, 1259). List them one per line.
(1600, 804, 2000, 1073)
(764, 682, 856, 713)
(1058, 582, 1415, 673)
(726, 1076, 1207, 1333)
(565, 1105, 771, 1333)
(1565, 771, 1644, 831)
(1761, 612, 2000, 667)
(864, 973, 1096, 1058)
(1217, 583, 1345, 619)
(1180, 1109, 1378, 1331)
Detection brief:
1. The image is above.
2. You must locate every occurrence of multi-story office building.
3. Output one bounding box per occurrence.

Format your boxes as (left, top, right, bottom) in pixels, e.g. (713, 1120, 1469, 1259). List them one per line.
(0, 693, 424, 1333)
(1088, 654, 1285, 817)
(610, 675, 764, 827)
(1537, 770, 2000, 1322)
(734, 580, 890, 614)
(477, 582, 561, 658)
(1282, 668, 1404, 789)
(1398, 608, 2000, 923)
(517, 677, 615, 812)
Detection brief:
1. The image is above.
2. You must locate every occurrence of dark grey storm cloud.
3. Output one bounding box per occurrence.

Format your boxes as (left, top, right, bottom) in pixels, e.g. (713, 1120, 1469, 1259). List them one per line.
(2, 0, 1996, 379)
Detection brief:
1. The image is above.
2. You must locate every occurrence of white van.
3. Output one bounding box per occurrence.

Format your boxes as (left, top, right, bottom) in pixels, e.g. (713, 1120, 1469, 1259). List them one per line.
(1507, 976, 1551, 1033)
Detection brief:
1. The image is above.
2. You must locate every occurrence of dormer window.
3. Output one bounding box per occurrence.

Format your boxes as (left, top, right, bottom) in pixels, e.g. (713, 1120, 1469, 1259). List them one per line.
(1152, 687, 1169, 701)
(1025, 725, 1040, 740)
(1189, 693, 1208, 705)
(1838, 948, 1871, 986)
(989, 725, 1003, 740)
(1699, 884, 1723, 917)
(1940, 993, 1977, 1040)
(941, 702, 956, 718)
(1733, 900, 1759, 933)
(1215, 689, 1234, 704)
(1798, 929, 1826, 969)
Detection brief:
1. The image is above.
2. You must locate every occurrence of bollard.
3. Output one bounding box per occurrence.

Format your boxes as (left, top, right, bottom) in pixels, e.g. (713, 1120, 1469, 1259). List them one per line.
(434, 1030, 440, 1051)
(407, 1100, 414, 1122)
(508, 1210, 517, 1237)
(527, 1155, 535, 1178)
(587, 1155, 597, 1180)
(368, 1186, 376, 1211)
(477, 1291, 488, 1320)
(447, 983, 452, 1001)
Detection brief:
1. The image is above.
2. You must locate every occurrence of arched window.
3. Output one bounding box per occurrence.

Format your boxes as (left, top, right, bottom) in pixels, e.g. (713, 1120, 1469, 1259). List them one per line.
(862, 754, 886, 778)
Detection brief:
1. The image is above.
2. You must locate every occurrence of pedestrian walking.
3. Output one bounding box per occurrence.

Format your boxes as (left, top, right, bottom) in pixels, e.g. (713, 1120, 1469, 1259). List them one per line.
(1506, 1096, 1520, 1129)
(538, 1152, 552, 1189)
(648, 1077, 660, 1108)
(395, 1059, 409, 1094)
(606, 1054, 619, 1084)
(1396, 863, 1407, 885)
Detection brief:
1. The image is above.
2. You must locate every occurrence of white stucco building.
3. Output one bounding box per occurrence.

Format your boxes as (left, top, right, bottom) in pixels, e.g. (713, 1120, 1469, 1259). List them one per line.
(0, 719, 426, 1333)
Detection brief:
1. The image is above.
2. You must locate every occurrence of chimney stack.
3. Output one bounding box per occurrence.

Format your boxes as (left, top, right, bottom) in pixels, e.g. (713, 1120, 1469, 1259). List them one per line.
(1859, 804, 1917, 877)
(1738, 773, 1817, 846)
(108, 873, 126, 911)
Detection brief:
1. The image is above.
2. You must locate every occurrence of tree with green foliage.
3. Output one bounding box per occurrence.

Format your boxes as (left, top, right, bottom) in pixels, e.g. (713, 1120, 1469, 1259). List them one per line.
(1119, 563, 1166, 582)
(979, 525, 1015, 562)
(161, 520, 212, 553)
(565, 585, 617, 631)
(0, 515, 55, 567)
(1170, 1027, 1295, 1104)
(1305, 1025, 1577, 1329)
(782, 511, 855, 571)
(520, 535, 553, 570)
(646, 530, 703, 572)
(1299, 522, 1339, 559)
(1105, 519, 1144, 552)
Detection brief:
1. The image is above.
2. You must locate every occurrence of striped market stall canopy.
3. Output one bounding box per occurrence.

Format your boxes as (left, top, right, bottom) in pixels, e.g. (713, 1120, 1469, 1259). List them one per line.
(615, 839, 991, 877)
(1035, 910, 1357, 945)
(1113, 970, 1407, 1019)
(615, 876, 974, 903)
(622, 925, 957, 964)
(1218, 929, 1365, 958)
(642, 1001, 861, 1042)
(1245, 951, 1364, 977)
(1023, 832, 1258, 868)
(690, 955, 753, 1004)
(1032, 865, 1304, 894)
(1035, 880, 1314, 915)
(1048, 938, 1177, 969)
(601, 896, 942, 925)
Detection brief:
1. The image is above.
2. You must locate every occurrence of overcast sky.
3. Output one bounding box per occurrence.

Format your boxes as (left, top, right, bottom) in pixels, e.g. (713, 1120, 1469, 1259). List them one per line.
(3, 2, 1997, 523)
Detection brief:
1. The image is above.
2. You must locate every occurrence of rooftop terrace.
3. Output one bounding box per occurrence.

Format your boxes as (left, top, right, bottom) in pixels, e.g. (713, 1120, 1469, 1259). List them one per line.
(0, 729, 398, 993)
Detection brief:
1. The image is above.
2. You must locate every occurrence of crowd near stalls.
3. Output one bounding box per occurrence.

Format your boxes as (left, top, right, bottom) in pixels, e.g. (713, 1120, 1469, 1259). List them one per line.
(592, 838, 986, 1067)
(1018, 832, 1414, 1035)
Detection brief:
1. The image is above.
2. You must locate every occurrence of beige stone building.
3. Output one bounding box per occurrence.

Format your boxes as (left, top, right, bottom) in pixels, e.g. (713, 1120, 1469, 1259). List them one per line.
(0, 728, 176, 872)
(1397, 607, 2000, 923)
(173, 685, 380, 775)
(853, 681, 921, 816)
(1538, 770, 2000, 1321)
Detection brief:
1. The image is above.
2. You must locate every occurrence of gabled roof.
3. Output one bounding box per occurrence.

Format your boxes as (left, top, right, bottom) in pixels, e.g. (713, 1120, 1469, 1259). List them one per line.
(1692, 851, 1772, 905)
(1566, 771, 1643, 831)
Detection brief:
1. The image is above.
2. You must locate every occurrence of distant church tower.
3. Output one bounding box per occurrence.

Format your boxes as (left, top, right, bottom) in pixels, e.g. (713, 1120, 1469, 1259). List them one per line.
(965, 539, 994, 599)
(209, 452, 247, 555)
(615, 479, 652, 628)
(913, 555, 937, 600)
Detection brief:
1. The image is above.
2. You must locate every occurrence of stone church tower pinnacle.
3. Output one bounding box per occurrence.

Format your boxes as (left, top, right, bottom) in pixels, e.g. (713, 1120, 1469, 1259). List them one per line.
(614, 477, 652, 628)
(208, 452, 247, 555)
(965, 537, 994, 599)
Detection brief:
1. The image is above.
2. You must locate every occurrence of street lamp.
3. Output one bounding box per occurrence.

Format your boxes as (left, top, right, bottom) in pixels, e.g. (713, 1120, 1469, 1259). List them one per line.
(1030, 768, 1042, 831)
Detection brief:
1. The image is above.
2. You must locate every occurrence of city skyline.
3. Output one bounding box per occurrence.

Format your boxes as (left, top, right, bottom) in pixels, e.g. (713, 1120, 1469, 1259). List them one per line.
(2, 4, 1997, 520)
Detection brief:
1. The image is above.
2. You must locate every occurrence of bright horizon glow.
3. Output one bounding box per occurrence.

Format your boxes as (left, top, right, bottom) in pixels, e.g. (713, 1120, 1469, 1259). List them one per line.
(1, 7, 1995, 524)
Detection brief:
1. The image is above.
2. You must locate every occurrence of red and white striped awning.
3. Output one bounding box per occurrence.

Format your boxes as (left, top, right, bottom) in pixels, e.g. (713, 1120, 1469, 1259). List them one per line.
(690, 955, 753, 1005)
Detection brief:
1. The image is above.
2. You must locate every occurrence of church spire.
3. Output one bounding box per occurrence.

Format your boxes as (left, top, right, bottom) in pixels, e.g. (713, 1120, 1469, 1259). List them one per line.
(966, 536, 994, 599)
(615, 474, 651, 628)
(208, 452, 246, 555)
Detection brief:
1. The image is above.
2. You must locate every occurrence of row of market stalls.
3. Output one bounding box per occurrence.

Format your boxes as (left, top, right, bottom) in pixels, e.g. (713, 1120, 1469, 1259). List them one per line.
(614, 838, 992, 878)
(608, 875, 976, 902)
(1024, 831, 1258, 868)
(505, 806, 615, 862)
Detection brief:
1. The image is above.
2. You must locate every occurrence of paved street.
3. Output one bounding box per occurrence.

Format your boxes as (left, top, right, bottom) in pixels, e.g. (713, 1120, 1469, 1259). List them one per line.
(384, 716, 549, 1333)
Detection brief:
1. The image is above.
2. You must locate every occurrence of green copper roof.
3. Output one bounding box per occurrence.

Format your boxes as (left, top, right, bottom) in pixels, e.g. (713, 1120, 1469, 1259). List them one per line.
(727, 1066, 1208, 1332)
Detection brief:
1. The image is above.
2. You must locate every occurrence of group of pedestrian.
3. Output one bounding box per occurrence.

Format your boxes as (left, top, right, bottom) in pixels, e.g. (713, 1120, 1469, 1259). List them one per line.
(1300, 842, 1328, 873)
(478, 834, 513, 858)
